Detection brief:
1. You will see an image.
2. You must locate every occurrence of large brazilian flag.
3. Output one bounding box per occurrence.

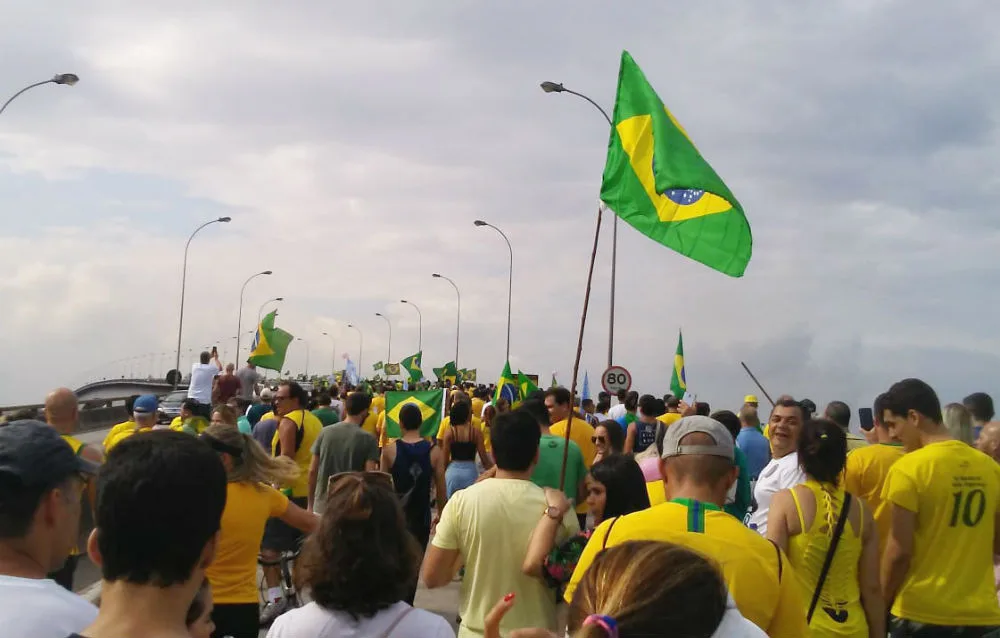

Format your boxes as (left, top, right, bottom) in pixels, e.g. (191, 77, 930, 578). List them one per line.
(248, 311, 293, 372)
(384, 390, 444, 439)
(601, 51, 752, 277)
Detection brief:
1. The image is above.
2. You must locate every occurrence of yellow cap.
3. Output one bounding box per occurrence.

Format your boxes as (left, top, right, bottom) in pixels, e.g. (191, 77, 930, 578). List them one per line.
(743, 395, 759, 404)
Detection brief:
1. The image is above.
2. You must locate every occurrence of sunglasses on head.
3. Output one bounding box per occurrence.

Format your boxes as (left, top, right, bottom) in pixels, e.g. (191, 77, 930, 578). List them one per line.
(327, 471, 394, 493)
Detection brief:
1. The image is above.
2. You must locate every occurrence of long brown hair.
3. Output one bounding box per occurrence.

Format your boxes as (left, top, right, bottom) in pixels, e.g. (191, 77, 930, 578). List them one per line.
(295, 474, 422, 619)
(203, 424, 299, 486)
(568, 541, 728, 638)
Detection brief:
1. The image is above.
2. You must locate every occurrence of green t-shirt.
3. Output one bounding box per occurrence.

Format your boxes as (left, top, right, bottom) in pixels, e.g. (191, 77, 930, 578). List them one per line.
(312, 407, 340, 426)
(531, 434, 587, 504)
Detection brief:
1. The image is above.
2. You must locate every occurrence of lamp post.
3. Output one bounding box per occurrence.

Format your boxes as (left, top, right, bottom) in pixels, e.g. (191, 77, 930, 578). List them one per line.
(375, 312, 392, 369)
(0, 73, 79, 116)
(236, 270, 272, 367)
(474, 220, 513, 363)
(432, 273, 461, 368)
(258, 297, 283, 323)
(296, 338, 310, 378)
(347, 323, 363, 378)
(399, 300, 422, 353)
(173, 217, 231, 387)
(540, 81, 617, 368)
(322, 331, 336, 375)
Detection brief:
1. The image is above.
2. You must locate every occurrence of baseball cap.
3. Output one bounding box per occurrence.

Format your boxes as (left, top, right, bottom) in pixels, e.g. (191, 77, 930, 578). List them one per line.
(744, 395, 759, 404)
(0, 421, 99, 487)
(133, 394, 158, 415)
(661, 415, 735, 461)
(260, 388, 274, 401)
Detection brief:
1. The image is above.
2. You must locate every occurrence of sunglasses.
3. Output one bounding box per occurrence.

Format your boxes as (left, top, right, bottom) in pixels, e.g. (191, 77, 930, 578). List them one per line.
(327, 471, 395, 493)
(591, 435, 607, 444)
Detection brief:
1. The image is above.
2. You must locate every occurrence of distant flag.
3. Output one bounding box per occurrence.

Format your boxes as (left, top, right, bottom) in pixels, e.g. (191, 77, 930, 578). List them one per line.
(517, 370, 539, 399)
(550, 372, 558, 389)
(384, 363, 401, 376)
(373, 361, 384, 372)
(433, 361, 459, 384)
(458, 368, 477, 382)
(494, 361, 519, 405)
(601, 51, 752, 277)
(248, 311, 293, 372)
(345, 358, 360, 386)
(582, 371, 591, 402)
(670, 331, 687, 399)
(400, 352, 423, 382)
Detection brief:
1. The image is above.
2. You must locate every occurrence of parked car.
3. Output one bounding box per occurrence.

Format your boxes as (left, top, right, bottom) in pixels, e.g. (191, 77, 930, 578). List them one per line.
(157, 390, 187, 425)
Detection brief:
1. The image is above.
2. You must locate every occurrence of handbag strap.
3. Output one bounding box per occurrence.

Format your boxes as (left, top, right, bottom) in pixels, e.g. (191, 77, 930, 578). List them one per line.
(807, 492, 851, 623)
(602, 516, 621, 550)
(377, 606, 415, 638)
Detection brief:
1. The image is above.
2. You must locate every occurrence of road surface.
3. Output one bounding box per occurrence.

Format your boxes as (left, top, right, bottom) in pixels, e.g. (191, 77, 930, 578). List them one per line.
(72, 426, 462, 634)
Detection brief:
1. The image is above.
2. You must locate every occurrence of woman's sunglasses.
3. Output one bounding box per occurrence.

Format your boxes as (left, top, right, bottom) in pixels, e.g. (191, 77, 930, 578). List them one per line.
(591, 435, 607, 444)
(327, 471, 395, 493)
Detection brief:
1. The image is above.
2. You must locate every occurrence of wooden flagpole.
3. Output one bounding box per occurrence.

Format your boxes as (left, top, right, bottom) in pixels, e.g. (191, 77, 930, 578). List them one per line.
(740, 361, 775, 408)
(559, 205, 604, 491)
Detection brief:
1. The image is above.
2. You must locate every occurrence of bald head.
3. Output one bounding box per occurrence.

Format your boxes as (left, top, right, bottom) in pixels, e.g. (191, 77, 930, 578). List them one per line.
(44, 387, 79, 433)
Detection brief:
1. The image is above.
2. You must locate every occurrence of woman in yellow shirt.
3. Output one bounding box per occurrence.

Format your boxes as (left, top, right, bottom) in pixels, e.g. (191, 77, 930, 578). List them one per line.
(200, 424, 318, 638)
(767, 419, 883, 637)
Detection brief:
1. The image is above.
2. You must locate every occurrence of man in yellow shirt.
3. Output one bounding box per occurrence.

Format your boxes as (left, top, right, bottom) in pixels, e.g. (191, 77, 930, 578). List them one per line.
(844, 392, 904, 555)
(103, 395, 139, 450)
(104, 395, 158, 451)
(881, 378, 1000, 635)
(566, 415, 807, 637)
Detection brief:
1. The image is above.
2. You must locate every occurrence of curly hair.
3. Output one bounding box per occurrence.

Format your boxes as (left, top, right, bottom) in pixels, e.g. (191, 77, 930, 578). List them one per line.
(295, 474, 422, 619)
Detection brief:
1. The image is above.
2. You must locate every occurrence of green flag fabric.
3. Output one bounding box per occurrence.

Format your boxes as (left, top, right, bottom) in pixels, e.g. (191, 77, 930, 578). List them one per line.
(549, 373, 558, 389)
(400, 352, 422, 382)
(517, 370, 539, 400)
(601, 50, 751, 277)
(494, 361, 518, 404)
(384, 390, 444, 439)
(247, 311, 293, 372)
(433, 361, 459, 384)
(384, 363, 401, 376)
(373, 361, 384, 372)
(670, 331, 687, 398)
(459, 368, 476, 382)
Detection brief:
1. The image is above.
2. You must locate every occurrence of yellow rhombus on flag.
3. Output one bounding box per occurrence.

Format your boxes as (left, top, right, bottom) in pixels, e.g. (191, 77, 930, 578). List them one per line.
(385, 390, 444, 439)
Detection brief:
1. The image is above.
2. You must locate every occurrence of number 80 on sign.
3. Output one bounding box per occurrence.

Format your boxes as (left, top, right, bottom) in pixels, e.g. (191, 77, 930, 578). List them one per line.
(601, 366, 632, 394)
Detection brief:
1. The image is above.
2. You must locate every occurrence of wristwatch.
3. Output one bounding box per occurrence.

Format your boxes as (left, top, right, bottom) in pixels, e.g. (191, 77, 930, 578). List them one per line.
(544, 505, 562, 520)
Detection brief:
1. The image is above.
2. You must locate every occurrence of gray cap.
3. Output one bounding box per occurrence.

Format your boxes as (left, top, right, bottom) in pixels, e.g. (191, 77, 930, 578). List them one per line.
(0, 421, 100, 487)
(661, 415, 735, 461)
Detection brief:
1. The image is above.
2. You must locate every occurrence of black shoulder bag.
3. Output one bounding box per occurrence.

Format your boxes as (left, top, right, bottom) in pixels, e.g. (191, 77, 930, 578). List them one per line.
(807, 492, 851, 624)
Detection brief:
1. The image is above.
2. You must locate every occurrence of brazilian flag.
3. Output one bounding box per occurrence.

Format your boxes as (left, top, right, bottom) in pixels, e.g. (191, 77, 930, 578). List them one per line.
(458, 368, 476, 383)
(494, 361, 518, 405)
(373, 361, 384, 372)
(433, 361, 459, 384)
(517, 370, 539, 399)
(384, 390, 444, 439)
(400, 352, 422, 382)
(248, 311, 293, 372)
(670, 330, 687, 398)
(601, 51, 751, 277)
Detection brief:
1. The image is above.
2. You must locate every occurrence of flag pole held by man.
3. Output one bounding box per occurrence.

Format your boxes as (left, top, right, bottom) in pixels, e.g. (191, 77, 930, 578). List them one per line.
(248, 311, 293, 372)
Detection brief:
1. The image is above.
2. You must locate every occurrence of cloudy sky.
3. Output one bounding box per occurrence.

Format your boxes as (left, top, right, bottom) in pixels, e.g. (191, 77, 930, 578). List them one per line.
(1, 1, 998, 415)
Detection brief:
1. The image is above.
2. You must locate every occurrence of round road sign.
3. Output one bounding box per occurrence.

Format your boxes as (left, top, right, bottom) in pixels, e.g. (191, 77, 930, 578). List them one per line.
(601, 366, 632, 394)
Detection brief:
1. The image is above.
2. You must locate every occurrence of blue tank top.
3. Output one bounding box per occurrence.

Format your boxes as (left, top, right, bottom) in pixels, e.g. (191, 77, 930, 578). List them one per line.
(391, 440, 433, 532)
(634, 420, 657, 454)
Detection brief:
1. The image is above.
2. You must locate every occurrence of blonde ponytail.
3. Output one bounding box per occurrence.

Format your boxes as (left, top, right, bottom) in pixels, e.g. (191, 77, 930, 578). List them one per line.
(204, 424, 300, 486)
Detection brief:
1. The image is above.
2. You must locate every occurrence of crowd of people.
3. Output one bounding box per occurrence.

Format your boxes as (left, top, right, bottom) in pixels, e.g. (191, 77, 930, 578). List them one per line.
(3, 352, 1000, 637)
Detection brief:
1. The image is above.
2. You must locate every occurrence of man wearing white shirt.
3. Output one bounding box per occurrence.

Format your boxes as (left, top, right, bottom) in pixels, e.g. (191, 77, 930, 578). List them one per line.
(747, 398, 806, 535)
(187, 350, 222, 417)
(607, 389, 630, 421)
(0, 421, 100, 638)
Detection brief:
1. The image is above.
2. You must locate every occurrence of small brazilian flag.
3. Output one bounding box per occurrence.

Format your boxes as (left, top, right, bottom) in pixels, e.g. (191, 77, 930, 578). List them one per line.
(400, 352, 422, 382)
(433, 361, 459, 384)
(248, 311, 293, 372)
(373, 361, 384, 372)
(459, 368, 476, 382)
(670, 331, 687, 399)
(517, 370, 539, 399)
(601, 51, 752, 277)
(384, 390, 444, 439)
(384, 363, 401, 376)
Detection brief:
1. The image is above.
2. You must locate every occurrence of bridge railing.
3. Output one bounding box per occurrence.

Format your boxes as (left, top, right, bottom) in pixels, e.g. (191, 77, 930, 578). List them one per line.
(1, 396, 139, 432)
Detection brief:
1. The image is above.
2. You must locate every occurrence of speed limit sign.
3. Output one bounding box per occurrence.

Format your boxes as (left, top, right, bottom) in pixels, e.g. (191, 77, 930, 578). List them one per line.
(602, 366, 632, 394)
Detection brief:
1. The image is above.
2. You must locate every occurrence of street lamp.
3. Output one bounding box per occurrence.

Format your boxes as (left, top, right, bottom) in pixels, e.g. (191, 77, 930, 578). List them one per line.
(0, 73, 80, 116)
(322, 331, 336, 375)
(173, 217, 231, 387)
(432, 273, 461, 368)
(236, 270, 272, 367)
(296, 338, 310, 378)
(474, 220, 513, 363)
(399, 299, 422, 352)
(375, 312, 392, 369)
(540, 80, 618, 368)
(258, 297, 283, 323)
(347, 323, 363, 378)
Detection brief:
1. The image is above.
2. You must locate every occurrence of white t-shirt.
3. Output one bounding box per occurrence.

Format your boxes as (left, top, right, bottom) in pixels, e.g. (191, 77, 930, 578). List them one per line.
(746, 451, 806, 535)
(188, 363, 220, 403)
(0, 575, 97, 638)
(607, 403, 627, 420)
(267, 601, 453, 638)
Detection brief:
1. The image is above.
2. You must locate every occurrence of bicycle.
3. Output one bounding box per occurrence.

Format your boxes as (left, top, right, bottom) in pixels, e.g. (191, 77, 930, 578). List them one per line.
(257, 546, 302, 626)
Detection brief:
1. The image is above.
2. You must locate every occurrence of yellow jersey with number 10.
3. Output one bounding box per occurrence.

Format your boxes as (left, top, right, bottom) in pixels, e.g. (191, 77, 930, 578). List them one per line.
(882, 440, 1000, 626)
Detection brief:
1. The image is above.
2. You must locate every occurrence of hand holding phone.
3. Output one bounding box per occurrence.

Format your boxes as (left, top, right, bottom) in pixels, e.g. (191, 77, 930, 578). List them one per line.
(858, 407, 874, 431)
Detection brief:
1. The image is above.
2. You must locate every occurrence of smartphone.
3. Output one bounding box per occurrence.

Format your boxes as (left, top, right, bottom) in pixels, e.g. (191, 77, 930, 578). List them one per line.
(211, 345, 218, 356)
(858, 407, 874, 431)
